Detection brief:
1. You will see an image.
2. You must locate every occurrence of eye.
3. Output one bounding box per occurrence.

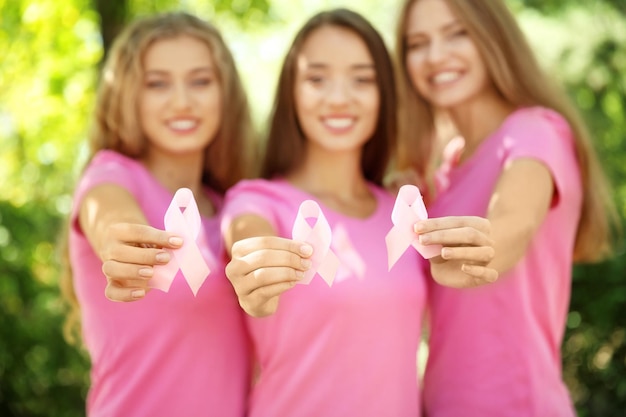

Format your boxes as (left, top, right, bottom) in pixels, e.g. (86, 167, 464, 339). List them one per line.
(191, 77, 213, 87)
(406, 39, 428, 51)
(306, 75, 325, 85)
(354, 76, 376, 85)
(449, 29, 468, 39)
(145, 80, 168, 89)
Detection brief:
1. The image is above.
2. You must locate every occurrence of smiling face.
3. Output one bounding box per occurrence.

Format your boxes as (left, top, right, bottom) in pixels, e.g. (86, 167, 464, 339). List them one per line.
(139, 35, 222, 157)
(404, 0, 493, 110)
(294, 25, 380, 154)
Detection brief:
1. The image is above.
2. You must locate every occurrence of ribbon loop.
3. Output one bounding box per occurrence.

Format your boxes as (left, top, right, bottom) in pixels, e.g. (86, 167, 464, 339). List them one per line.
(150, 188, 212, 296)
(292, 200, 339, 286)
(385, 185, 441, 270)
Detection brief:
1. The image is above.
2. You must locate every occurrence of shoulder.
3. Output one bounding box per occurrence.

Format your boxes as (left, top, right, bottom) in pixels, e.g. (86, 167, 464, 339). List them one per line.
(225, 178, 296, 203)
(503, 106, 572, 141)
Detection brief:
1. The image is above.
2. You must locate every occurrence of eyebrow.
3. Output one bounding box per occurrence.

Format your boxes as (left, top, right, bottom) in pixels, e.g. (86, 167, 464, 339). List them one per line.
(406, 19, 462, 37)
(304, 63, 375, 70)
(144, 67, 215, 76)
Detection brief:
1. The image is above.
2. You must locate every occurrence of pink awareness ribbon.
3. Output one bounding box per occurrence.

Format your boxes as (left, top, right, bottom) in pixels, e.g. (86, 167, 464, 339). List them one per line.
(332, 224, 366, 280)
(291, 200, 339, 286)
(149, 188, 212, 296)
(385, 184, 442, 270)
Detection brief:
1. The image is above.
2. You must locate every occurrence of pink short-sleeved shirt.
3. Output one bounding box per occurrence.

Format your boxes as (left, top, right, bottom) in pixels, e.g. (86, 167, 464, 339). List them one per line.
(69, 150, 251, 417)
(424, 107, 581, 417)
(221, 179, 427, 417)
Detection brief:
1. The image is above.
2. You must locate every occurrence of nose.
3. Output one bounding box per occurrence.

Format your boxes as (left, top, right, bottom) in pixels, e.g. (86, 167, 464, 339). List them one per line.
(172, 83, 192, 110)
(327, 79, 350, 105)
(426, 38, 446, 65)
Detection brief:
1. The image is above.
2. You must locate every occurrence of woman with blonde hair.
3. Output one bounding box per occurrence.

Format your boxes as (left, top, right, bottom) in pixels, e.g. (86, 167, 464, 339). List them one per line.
(62, 12, 254, 416)
(394, 0, 620, 415)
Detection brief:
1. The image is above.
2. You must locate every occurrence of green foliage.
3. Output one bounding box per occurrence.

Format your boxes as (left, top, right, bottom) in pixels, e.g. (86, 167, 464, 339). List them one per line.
(0, 200, 90, 417)
(0, 0, 624, 415)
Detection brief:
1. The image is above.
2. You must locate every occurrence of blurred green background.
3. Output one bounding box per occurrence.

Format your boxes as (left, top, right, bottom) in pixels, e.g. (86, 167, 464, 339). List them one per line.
(0, 0, 624, 416)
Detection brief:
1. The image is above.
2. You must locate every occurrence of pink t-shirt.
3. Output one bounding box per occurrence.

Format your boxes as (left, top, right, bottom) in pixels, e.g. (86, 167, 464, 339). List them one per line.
(69, 150, 251, 417)
(221, 179, 427, 417)
(423, 107, 581, 417)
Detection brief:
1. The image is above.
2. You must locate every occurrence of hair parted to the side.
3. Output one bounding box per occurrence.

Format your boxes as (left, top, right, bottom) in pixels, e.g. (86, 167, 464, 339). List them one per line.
(262, 8, 397, 186)
(60, 12, 256, 346)
(395, 0, 620, 262)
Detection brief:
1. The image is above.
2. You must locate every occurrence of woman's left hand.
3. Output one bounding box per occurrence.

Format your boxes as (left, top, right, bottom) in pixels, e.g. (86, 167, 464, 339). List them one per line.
(415, 216, 498, 288)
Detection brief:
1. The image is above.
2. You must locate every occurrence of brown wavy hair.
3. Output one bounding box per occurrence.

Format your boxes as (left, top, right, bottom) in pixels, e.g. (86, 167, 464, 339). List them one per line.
(394, 0, 620, 262)
(261, 8, 397, 186)
(60, 12, 256, 345)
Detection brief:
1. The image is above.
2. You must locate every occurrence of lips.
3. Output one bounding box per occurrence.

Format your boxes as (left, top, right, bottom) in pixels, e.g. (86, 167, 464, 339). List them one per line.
(430, 70, 462, 85)
(323, 117, 355, 130)
(168, 119, 198, 131)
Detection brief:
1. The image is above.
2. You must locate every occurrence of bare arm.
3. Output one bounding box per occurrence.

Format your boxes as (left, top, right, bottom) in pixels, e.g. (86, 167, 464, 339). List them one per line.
(224, 214, 312, 317)
(484, 158, 553, 274)
(78, 184, 182, 301)
(415, 158, 553, 287)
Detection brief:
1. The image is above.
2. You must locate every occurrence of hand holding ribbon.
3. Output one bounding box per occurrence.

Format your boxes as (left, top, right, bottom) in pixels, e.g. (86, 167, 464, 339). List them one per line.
(385, 184, 442, 270)
(291, 200, 339, 286)
(150, 188, 212, 296)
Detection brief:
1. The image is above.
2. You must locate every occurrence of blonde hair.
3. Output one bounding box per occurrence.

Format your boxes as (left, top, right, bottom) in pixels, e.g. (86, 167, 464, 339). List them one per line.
(395, 0, 620, 262)
(61, 12, 256, 345)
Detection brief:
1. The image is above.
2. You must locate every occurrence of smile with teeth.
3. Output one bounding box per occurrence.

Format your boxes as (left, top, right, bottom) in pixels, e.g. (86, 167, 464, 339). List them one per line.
(431, 71, 462, 85)
(323, 117, 355, 130)
(168, 119, 198, 131)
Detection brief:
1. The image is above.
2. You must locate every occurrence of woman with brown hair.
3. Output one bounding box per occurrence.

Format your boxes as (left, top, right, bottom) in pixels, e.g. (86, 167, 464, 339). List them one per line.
(394, 0, 620, 415)
(62, 12, 254, 416)
(221, 8, 497, 416)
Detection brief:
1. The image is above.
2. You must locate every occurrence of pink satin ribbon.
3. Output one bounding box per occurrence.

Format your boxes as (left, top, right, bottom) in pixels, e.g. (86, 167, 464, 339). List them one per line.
(292, 200, 339, 286)
(332, 224, 366, 280)
(150, 188, 212, 296)
(385, 184, 442, 269)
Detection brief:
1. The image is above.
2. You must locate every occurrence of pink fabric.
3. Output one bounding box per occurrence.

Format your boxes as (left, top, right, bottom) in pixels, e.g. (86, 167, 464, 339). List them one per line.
(69, 150, 251, 417)
(424, 107, 581, 417)
(221, 179, 427, 417)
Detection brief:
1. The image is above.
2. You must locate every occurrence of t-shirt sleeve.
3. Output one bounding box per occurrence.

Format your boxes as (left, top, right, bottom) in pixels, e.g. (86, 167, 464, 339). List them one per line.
(501, 107, 578, 207)
(220, 179, 281, 237)
(70, 150, 143, 230)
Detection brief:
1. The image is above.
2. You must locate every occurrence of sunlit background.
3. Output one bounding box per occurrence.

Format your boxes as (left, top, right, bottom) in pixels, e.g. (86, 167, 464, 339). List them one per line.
(1, 0, 625, 416)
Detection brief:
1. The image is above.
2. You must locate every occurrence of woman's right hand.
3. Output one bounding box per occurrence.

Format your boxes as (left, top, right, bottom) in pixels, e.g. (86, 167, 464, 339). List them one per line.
(100, 223, 183, 302)
(225, 236, 312, 317)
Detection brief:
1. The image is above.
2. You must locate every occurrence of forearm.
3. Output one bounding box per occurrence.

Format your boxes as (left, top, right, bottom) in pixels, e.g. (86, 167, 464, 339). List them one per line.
(79, 184, 148, 258)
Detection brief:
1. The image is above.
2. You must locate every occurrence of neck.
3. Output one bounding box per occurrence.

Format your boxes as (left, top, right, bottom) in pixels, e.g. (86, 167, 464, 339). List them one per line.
(447, 91, 515, 161)
(286, 145, 375, 217)
(141, 150, 205, 197)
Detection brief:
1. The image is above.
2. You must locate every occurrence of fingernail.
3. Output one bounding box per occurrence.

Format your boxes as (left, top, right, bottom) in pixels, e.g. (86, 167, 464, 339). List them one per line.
(131, 289, 145, 298)
(301, 259, 312, 269)
(419, 235, 430, 244)
(169, 237, 183, 246)
(414, 222, 425, 233)
(295, 270, 304, 279)
(138, 268, 153, 277)
(300, 245, 313, 256)
(156, 252, 170, 263)
(441, 248, 452, 259)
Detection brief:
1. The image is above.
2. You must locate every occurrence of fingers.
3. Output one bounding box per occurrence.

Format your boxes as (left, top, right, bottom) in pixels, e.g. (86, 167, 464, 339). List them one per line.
(461, 264, 499, 284)
(231, 235, 312, 259)
(105, 278, 150, 302)
(415, 216, 493, 248)
(107, 223, 183, 249)
(441, 246, 495, 265)
(226, 236, 313, 317)
(415, 216, 491, 235)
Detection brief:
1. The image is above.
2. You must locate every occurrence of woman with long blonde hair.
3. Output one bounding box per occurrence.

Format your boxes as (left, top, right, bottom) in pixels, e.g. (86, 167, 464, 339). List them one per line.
(61, 12, 254, 416)
(394, 0, 620, 415)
